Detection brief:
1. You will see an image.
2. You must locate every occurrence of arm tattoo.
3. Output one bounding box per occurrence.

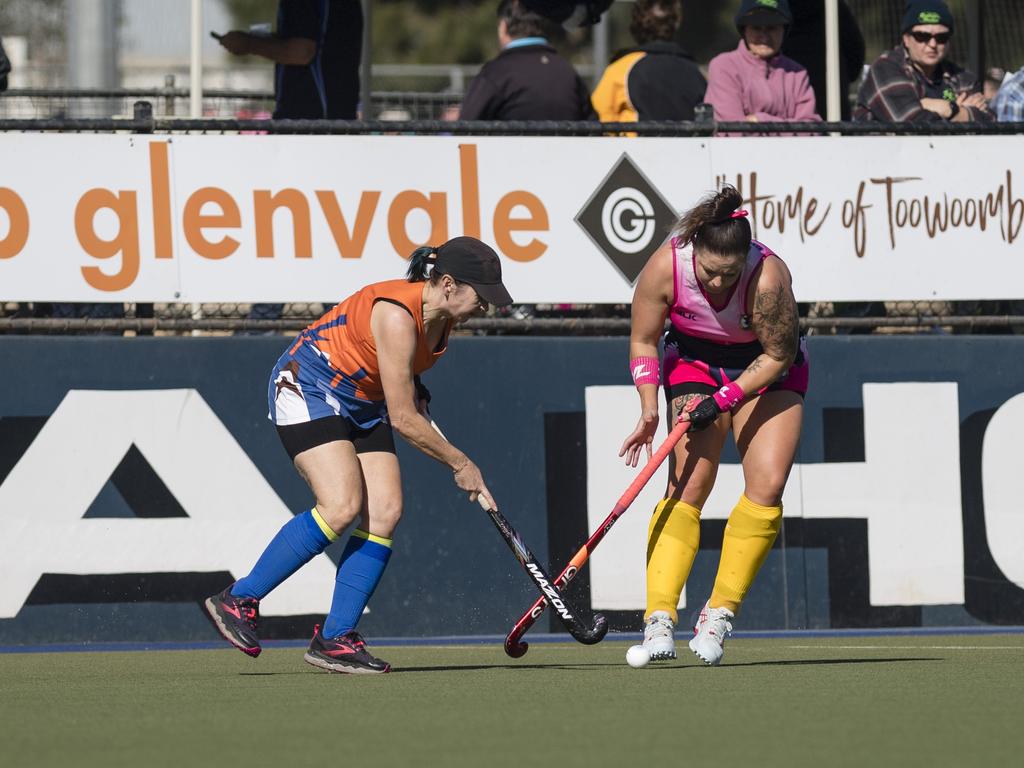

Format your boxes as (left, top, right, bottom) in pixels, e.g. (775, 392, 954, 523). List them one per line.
(752, 284, 799, 363)
(744, 356, 765, 377)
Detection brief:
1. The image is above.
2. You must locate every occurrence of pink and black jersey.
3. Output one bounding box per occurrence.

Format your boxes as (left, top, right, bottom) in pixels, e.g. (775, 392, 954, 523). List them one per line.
(663, 237, 808, 395)
(669, 236, 773, 345)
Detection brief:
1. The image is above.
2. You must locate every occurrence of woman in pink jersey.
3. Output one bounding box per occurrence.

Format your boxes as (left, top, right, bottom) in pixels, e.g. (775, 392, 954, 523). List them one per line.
(620, 185, 806, 667)
(204, 237, 513, 674)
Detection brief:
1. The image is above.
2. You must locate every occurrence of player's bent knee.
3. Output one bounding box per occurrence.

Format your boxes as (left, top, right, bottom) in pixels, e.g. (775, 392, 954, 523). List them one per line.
(742, 486, 786, 511)
(745, 471, 791, 506)
(314, 497, 362, 534)
(372, 500, 403, 533)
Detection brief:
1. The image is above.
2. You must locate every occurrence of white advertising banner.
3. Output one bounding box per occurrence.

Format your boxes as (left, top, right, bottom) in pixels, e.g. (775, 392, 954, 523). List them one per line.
(1, 133, 1022, 302)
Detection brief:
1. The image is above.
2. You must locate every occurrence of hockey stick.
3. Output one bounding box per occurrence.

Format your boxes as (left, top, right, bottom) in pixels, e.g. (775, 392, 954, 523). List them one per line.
(504, 418, 691, 658)
(430, 419, 608, 646)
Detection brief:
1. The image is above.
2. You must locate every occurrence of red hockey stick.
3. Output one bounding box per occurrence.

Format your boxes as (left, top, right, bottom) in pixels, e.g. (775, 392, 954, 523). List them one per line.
(504, 418, 691, 657)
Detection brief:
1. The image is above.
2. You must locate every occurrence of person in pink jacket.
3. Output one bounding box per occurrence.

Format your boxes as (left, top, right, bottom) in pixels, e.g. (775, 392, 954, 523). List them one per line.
(704, 0, 821, 123)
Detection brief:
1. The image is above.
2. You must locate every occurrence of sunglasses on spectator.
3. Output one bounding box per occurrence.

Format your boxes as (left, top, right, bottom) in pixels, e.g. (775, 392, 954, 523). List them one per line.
(910, 30, 951, 45)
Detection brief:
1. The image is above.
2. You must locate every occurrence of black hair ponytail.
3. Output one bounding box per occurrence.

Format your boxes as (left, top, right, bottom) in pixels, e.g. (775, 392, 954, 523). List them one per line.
(406, 246, 437, 282)
(673, 185, 751, 256)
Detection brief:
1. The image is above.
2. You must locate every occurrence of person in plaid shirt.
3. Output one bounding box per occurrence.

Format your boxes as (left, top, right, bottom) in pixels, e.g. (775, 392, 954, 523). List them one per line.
(854, 0, 991, 123)
(990, 67, 1024, 122)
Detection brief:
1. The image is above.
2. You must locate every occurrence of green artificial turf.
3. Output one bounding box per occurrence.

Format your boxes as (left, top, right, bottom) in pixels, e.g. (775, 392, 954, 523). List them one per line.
(2, 635, 1022, 768)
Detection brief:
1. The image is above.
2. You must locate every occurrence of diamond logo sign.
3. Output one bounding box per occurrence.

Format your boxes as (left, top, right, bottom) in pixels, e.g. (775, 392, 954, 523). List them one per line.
(575, 154, 677, 285)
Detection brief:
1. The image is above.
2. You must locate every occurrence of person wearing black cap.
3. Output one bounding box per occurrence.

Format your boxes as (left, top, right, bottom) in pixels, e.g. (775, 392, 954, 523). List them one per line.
(704, 0, 821, 124)
(854, 0, 991, 122)
(204, 236, 513, 674)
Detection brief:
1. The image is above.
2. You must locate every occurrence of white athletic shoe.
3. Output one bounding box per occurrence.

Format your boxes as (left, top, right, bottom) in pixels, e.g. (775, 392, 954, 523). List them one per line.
(688, 600, 734, 666)
(642, 610, 676, 661)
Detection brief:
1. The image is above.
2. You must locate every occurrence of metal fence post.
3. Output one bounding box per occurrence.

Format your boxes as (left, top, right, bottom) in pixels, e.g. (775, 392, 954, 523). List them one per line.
(133, 100, 154, 132)
(163, 74, 177, 117)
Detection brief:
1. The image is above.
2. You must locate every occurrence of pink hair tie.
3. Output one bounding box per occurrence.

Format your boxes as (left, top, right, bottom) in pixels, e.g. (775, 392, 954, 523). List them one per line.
(730, 209, 750, 219)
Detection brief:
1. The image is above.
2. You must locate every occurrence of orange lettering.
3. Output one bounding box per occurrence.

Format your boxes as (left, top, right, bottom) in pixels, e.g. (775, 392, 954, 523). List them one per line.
(74, 189, 140, 291)
(493, 191, 548, 262)
(183, 187, 241, 260)
(149, 142, 173, 258)
(459, 144, 481, 238)
(316, 190, 380, 258)
(387, 191, 448, 257)
(254, 189, 312, 258)
(0, 188, 30, 259)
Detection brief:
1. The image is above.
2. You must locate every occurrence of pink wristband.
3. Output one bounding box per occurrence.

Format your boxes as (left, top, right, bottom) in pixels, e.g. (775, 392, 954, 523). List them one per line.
(630, 356, 660, 387)
(712, 381, 745, 411)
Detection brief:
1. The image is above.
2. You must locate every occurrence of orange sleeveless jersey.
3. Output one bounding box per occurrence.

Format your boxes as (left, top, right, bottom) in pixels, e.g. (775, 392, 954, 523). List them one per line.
(293, 279, 451, 403)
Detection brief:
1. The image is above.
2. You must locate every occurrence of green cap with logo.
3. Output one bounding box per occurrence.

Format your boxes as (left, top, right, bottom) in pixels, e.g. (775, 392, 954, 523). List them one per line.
(901, 0, 954, 34)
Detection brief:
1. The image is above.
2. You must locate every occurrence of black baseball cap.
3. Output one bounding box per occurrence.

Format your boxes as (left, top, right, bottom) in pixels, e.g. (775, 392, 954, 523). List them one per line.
(735, 0, 792, 28)
(901, 1, 954, 33)
(433, 237, 514, 307)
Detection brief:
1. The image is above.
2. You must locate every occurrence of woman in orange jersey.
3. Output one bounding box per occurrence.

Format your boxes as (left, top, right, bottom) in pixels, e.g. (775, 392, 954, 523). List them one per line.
(204, 237, 513, 674)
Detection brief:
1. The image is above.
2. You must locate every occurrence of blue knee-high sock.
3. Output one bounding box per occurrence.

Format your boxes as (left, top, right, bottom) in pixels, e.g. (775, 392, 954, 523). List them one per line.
(322, 529, 392, 639)
(232, 509, 335, 600)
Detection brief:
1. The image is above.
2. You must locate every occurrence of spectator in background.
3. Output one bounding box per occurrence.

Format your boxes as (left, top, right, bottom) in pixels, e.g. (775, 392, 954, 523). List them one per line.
(854, 1, 992, 123)
(217, 0, 362, 120)
(704, 0, 821, 124)
(461, 0, 594, 323)
(990, 65, 1024, 121)
(781, 0, 865, 121)
(459, 0, 595, 121)
(217, 0, 363, 325)
(591, 0, 706, 122)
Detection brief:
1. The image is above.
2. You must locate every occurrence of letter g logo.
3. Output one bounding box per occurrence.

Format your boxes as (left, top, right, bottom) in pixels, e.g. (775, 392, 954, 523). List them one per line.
(601, 187, 656, 255)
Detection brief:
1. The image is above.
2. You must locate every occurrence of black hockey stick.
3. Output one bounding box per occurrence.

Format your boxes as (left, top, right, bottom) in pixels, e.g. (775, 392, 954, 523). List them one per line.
(477, 494, 608, 646)
(430, 419, 607, 645)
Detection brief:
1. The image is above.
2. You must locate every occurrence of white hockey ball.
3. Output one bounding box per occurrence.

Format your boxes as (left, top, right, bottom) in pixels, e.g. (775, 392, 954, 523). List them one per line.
(625, 644, 650, 669)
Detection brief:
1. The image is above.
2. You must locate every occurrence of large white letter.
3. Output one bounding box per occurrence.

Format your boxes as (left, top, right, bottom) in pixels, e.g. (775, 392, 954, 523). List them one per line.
(981, 393, 1024, 587)
(0, 390, 335, 618)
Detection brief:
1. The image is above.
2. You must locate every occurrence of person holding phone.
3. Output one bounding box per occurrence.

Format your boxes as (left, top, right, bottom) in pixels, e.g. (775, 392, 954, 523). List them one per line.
(214, 0, 362, 120)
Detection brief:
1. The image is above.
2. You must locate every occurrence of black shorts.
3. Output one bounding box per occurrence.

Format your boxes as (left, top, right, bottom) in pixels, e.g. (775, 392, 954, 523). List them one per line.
(276, 415, 396, 461)
(665, 380, 805, 412)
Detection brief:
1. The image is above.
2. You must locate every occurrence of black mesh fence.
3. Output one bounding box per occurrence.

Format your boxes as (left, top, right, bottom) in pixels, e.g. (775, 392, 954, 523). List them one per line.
(0, 87, 463, 122)
(981, 0, 1024, 73)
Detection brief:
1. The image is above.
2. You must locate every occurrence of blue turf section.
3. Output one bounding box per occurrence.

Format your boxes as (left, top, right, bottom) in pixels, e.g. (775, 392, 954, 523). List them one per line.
(2, 624, 1023, 654)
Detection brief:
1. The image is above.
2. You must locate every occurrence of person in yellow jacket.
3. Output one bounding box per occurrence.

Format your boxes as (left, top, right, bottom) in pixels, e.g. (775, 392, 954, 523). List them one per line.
(591, 0, 706, 122)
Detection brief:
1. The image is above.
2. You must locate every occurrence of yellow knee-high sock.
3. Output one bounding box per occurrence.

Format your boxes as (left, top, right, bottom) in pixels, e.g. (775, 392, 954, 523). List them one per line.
(645, 498, 701, 623)
(710, 494, 782, 614)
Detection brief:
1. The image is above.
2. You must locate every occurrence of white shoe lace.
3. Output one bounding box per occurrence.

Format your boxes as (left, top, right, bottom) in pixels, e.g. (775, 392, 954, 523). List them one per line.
(643, 612, 674, 645)
(696, 606, 733, 647)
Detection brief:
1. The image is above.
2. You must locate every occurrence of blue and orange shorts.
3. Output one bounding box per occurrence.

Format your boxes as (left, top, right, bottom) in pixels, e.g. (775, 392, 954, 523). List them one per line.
(267, 338, 394, 459)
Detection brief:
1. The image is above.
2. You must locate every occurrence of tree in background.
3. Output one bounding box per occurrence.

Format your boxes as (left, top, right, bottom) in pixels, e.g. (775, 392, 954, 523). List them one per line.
(224, 1, 1023, 89)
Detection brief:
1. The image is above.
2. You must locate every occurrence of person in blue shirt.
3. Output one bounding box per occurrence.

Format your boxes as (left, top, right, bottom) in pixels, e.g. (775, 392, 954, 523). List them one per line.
(991, 66, 1024, 122)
